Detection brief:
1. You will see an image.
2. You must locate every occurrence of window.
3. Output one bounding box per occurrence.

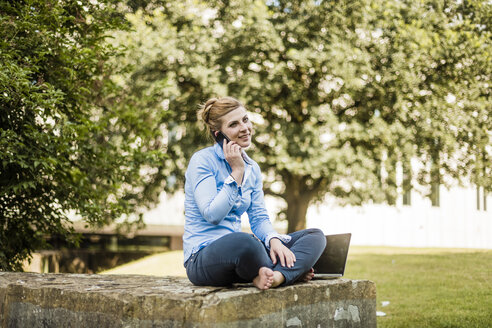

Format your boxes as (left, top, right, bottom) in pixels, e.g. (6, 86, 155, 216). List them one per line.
(477, 186, 488, 211)
(403, 190, 412, 206)
(430, 182, 440, 207)
(430, 166, 440, 207)
(402, 161, 412, 206)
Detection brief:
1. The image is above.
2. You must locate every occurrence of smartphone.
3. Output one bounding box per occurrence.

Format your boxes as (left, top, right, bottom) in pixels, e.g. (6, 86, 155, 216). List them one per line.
(214, 131, 231, 148)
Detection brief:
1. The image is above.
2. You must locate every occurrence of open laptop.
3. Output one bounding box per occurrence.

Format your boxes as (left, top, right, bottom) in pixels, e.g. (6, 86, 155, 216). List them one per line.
(313, 233, 351, 279)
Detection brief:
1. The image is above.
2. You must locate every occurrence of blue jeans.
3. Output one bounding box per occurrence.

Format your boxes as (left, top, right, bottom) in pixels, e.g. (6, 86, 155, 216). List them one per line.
(185, 228, 326, 286)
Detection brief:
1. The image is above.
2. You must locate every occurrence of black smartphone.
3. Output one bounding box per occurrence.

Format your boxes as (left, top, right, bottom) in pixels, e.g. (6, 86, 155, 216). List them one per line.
(214, 131, 231, 148)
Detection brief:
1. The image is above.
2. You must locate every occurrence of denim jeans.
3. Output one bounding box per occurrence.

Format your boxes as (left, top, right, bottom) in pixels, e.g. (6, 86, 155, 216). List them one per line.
(185, 228, 326, 286)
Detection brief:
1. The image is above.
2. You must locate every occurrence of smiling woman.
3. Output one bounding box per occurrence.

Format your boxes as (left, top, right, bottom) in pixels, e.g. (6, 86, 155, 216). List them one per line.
(218, 106, 252, 147)
(182, 96, 327, 290)
(199, 97, 253, 148)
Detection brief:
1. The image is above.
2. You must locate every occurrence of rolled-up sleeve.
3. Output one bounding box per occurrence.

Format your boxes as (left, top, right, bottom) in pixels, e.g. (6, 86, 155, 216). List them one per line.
(188, 153, 241, 225)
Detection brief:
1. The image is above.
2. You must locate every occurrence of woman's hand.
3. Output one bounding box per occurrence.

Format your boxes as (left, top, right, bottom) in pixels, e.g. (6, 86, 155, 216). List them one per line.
(223, 140, 244, 184)
(269, 238, 296, 268)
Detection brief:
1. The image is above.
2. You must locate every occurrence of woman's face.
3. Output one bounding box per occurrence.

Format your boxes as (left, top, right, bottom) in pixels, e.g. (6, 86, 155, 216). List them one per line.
(219, 106, 253, 148)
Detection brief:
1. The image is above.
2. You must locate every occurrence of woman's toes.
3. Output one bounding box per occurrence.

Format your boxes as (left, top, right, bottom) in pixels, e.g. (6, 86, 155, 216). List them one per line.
(253, 267, 275, 290)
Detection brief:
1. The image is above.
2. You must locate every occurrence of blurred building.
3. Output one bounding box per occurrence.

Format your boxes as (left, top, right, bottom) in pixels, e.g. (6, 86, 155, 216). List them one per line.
(142, 181, 491, 249)
(309, 184, 491, 249)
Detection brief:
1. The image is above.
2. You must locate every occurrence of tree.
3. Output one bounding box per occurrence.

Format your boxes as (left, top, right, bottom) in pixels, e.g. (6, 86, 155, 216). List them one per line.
(114, 0, 491, 233)
(106, 0, 225, 202)
(0, 0, 166, 271)
(112, 1, 380, 233)
(211, 0, 491, 231)
(214, 0, 391, 231)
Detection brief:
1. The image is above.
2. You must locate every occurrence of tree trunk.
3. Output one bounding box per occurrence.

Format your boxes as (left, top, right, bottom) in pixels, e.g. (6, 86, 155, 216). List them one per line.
(283, 174, 314, 233)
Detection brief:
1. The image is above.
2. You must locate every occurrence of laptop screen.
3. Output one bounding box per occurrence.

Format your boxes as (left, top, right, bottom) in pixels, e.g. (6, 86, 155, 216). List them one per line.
(313, 233, 351, 275)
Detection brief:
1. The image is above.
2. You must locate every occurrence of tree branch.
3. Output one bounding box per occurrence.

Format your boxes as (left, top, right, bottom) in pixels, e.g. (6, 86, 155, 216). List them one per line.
(263, 186, 285, 198)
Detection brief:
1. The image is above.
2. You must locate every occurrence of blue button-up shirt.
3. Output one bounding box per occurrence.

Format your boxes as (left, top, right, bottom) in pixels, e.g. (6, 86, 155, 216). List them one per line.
(183, 143, 290, 264)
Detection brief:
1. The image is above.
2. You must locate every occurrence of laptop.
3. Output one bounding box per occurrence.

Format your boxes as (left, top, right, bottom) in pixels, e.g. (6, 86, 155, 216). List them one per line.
(313, 233, 351, 279)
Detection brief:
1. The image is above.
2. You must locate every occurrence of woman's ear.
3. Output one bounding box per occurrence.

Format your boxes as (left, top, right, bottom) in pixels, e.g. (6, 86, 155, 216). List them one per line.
(213, 130, 219, 137)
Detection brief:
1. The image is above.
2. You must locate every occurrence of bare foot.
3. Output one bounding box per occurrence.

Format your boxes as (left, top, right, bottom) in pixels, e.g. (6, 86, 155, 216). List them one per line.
(271, 271, 286, 288)
(253, 267, 274, 290)
(298, 268, 315, 283)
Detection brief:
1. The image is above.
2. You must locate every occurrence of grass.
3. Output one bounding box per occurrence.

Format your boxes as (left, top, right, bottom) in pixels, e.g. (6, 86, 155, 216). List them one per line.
(101, 247, 492, 327)
(100, 251, 186, 277)
(345, 246, 492, 328)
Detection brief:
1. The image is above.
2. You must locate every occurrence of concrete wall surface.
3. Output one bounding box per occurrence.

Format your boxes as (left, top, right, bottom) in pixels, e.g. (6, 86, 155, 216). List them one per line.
(0, 272, 376, 328)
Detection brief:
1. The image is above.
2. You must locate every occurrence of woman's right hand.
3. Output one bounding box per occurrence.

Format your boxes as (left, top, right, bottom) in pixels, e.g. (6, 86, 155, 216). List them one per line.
(223, 140, 244, 184)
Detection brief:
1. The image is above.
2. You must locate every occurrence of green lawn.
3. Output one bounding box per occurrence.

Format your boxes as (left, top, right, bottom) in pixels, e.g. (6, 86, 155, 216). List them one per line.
(345, 247, 492, 328)
(102, 247, 492, 327)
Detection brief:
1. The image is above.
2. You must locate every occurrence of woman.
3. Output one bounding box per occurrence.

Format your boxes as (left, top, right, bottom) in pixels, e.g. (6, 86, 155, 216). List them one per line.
(183, 96, 326, 290)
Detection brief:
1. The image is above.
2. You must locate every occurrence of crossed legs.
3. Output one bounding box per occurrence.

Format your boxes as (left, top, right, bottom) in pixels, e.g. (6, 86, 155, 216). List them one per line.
(185, 229, 326, 289)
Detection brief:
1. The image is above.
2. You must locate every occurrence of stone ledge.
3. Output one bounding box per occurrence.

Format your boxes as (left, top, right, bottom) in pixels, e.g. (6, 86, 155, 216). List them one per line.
(0, 272, 376, 328)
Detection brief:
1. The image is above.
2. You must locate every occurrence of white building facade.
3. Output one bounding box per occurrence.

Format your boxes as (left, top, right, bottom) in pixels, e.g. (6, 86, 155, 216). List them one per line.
(146, 183, 491, 249)
(308, 185, 491, 249)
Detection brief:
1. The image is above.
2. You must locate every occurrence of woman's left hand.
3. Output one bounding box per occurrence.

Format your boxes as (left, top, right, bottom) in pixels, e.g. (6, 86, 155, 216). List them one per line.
(269, 238, 296, 268)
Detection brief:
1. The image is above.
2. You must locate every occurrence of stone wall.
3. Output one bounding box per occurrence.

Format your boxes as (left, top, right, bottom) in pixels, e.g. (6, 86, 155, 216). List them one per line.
(0, 272, 376, 327)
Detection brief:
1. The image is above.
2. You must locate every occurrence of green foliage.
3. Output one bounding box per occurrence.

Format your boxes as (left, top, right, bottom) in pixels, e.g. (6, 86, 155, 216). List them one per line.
(115, 0, 491, 232)
(3, 0, 488, 267)
(108, 1, 226, 194)
(0, 0, 166, 270)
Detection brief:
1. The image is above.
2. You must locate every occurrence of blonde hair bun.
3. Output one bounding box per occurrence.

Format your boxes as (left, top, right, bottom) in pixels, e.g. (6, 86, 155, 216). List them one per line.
(198, 97, 244, 138)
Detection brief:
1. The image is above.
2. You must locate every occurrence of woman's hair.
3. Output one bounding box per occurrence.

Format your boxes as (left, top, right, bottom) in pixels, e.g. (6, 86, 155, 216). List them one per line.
(198, 97, 244, 138)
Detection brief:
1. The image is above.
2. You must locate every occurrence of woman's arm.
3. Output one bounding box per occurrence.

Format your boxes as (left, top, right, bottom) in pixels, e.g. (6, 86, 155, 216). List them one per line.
(194, 174, 240, 225)
(247, 163, 295, 267)
(187, 152, 241, 225)
(247, 165, 291, 244)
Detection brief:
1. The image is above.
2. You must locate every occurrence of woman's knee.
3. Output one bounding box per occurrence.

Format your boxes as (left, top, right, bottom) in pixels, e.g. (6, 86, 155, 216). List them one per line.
(305, 228, 323, 234)
(226, 232, 256, 247)
(303, 228, 325, 238)
(235, 234, 265, 257)
(215, 232, 263, 256)
(305, 228, 326, 249)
